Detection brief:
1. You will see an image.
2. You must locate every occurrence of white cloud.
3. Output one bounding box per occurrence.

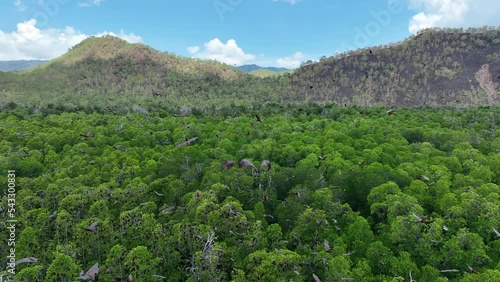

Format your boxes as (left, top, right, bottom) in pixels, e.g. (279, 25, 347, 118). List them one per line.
(78, 0, 103, 7)
(408, 0, 500, 34)
(189, 38, 255, 65)
(275, 52, 304, 68)
(0, 19, 142, 60)
(187, 46, 200, 54)
(272, 0, 303, 5)
(14, 0, 27, 11)
(95, 30, 142, 43)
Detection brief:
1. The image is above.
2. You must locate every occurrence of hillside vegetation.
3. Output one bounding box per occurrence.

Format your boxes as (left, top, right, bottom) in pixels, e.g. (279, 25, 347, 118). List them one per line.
(249, 69, 285, 78)
(292, 27, 500, 107)
(0, 28, 499, 111)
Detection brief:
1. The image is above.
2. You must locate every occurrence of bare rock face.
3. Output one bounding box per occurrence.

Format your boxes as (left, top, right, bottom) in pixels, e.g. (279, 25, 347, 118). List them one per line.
(474, 64, 498, 105)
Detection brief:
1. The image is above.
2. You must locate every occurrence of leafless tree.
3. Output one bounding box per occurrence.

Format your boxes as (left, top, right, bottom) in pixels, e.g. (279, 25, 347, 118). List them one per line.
(493, 227, 500, 238)
(14, 257, 38, 266)
(176, 137, 198, 148)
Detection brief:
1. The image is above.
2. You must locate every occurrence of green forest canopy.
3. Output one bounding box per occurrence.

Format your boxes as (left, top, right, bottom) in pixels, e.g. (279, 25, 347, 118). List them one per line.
(1, 106, 499, 281)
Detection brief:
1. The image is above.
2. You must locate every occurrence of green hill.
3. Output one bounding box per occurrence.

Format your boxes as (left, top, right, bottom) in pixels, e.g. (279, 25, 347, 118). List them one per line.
(249, 69, 282, 78)
(36, 36, 240, 79)
(0, 36, 290, 113)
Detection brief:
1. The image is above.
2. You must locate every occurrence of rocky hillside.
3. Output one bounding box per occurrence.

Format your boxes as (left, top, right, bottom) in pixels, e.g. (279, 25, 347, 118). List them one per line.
(291, 27, 500, 107)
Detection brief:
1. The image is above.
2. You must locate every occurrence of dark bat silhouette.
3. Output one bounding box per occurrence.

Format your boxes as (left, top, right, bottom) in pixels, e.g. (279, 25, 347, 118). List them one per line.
(76, 262, 99, 281)
(239, 159, 256, 170)
(467, 265, 479, 274)
(323, 239, 333, 253)
(15, 257, 38, 265)
(221, 160, 236, 170)
(258, 160, 271, 173)
(175, 137, 198, 148)
(412, 213, 430, 223)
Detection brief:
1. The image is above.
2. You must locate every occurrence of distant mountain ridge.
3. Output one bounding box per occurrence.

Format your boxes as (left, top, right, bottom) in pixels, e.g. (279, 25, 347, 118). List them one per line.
(0, 60, 47, 71)
(0, 60, 291, 73)
(238, 64, 289, 73)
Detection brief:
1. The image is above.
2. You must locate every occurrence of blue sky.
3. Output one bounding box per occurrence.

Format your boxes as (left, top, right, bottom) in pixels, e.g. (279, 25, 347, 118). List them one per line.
(1, 0, 499, 67)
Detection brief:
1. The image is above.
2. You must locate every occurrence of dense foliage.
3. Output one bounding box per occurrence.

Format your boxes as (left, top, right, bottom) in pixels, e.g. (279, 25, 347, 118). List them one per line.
(1, 106, 499, 281)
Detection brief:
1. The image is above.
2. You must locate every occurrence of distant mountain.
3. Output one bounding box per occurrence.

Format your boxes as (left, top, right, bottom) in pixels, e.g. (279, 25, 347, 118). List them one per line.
(249, 69, 283, 78)
(238, 64, 289, 73)
(0, 60, 47, 71)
